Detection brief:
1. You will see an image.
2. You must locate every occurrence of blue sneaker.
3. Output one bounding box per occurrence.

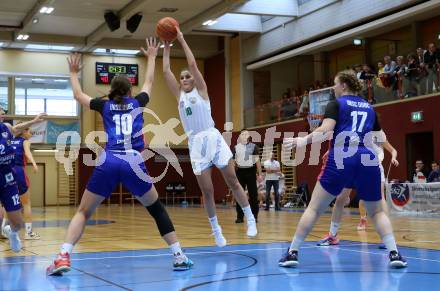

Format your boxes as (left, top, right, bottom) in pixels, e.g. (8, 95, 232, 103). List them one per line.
(278, 249, 299, 268)
(173, 256, 194, 271)
(389, 251, 407, 268)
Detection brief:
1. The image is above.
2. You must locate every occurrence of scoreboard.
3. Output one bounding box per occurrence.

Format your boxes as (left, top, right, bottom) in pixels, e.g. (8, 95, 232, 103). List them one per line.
(96, 62, 138, 85)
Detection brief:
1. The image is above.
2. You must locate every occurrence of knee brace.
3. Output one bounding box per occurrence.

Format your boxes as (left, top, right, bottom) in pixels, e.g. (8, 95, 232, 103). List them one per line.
(146, 199, 175, 236)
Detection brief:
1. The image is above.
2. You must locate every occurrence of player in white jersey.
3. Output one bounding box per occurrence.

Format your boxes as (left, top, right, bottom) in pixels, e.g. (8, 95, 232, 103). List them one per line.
(162, 27, 257, 247)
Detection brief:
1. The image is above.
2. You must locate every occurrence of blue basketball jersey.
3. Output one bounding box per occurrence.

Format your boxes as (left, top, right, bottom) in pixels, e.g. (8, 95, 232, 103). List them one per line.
(90, 93, 149, 152)
(0, 123, 16, 167)
(11, 137, 26, 166)
(331, 95, 377, 148)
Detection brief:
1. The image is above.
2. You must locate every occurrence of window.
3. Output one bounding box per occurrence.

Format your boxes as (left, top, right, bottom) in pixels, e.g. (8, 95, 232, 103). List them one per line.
(14, 77, 77, 116)
(0, 76, 8, 111)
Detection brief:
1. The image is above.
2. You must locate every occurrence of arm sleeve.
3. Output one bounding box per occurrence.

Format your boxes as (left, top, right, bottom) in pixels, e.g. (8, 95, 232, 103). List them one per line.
(373, 114, 382, 131)
(323, 100, 339, 121)
(89, 98, 106, 114)
(135, 92, 150, 107)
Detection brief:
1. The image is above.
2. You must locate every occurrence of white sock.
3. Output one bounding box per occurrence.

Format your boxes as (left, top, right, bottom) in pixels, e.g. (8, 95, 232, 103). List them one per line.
(208, 216, 220, 231)
(60, 243, 74, 254)
(329, 221, 340, 236)
(25, 223, 32, 233)
(382, 233, 397, 252)
(289, 235, 305, 252)
(242, 206, 255, 222)
(1, 218, 7, 229)
(170, 242, 184, 257)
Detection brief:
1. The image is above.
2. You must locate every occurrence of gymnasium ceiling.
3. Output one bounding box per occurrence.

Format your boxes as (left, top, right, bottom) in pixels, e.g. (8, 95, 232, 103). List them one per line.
(0, 0, 300, 58)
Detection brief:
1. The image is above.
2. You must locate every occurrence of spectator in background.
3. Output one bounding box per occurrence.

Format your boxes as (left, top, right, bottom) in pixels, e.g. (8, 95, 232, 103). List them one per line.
(411, 160, 430, 183)
(376, 61, 386, 88)
(393, 56, 406, 98)
(416, 47, 427, 95)
(354, 64, 363, 80)
(382, 56, 397, 90)
(424, 43, 439, 94)
(298, 90, 309, 117)
(404, 54, 419, 97)
(263, 152, 281, 211)
(427, 161, 440, 183)
(359, 64, 376, 100)
(234, 130, 262, 223)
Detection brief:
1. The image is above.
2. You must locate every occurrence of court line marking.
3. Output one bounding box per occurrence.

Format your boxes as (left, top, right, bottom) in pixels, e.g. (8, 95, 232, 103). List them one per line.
(3, 241, 439, 266)
(0, 243, 365, 266)
(336, 247, 440, 264)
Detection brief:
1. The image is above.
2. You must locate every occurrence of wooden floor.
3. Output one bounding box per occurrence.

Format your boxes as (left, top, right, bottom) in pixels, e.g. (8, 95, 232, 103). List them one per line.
(1, 204, 439, 258)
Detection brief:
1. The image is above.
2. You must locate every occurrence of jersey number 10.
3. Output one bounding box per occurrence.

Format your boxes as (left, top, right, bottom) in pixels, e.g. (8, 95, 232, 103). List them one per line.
(113, 114, 133, 135)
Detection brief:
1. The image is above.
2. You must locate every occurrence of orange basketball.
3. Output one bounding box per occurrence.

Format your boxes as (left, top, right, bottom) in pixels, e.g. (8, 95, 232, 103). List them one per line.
(156, 17, 179, 42)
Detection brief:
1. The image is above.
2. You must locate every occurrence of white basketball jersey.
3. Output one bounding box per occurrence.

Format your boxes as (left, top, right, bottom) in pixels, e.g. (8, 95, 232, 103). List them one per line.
(178, 88, 215, 137)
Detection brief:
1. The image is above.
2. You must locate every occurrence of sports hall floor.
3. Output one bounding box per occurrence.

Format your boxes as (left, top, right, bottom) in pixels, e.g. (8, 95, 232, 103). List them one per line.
(1, 205, 439, 291)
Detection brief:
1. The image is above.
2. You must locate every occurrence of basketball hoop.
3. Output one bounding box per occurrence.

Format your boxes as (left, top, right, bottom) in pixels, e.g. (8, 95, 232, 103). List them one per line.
(307, 113, 323, 132)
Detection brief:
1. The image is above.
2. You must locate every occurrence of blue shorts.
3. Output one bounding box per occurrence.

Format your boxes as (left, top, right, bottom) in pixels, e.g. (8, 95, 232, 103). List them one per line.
(0, 166, 22, 212)
(87, 150, 153, 198)
(13, 166, 29, 195)
(318, 150, 381, 201)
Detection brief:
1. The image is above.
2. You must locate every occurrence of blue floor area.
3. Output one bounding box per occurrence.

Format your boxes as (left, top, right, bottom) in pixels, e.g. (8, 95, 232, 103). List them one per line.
(1, 241, 439, 291)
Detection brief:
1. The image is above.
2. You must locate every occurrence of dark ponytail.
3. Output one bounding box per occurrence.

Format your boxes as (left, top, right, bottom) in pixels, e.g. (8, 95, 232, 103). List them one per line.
(109, 75, 132, 104)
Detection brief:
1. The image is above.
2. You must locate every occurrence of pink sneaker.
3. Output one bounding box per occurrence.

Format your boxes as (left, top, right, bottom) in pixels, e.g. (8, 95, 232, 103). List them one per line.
(317, 232, 340, 246)
(357, 218, 367, 231)
(46, 252, 71, 276)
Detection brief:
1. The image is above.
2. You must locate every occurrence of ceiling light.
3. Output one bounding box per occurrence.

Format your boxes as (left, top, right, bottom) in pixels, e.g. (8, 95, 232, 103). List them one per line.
(54, 79, 68, 82)
(159, 43, 173, 48)
(25, 44, 74, 51)
(203, 19, 217, 26)
(93, 48, 139, 55)
(17, 34, 29, 40)
(32, 18, 39, 24)
(111, 49, 139, 55)
(40, 6, 54, 14)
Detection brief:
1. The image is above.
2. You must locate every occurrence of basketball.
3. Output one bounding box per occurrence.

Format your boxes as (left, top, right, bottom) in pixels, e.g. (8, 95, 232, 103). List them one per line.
(156, 17, 179, 42)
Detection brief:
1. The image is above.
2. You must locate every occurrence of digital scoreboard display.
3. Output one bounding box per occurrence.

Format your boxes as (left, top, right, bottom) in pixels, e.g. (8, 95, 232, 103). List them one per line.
(96, 62, 138, 85)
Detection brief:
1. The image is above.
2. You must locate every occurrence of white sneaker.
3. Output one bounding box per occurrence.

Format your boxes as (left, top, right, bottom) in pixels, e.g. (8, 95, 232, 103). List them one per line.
(2, 224, 11, 239)
(1, 220, 7, 238)
(7, 227, 22, 253)
(25, 231, 41, 240)
(212, 228, 227, 247)
(247, 220, 258, 237)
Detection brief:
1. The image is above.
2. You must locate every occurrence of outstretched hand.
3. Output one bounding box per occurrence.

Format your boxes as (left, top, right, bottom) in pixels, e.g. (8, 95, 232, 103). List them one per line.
(67, 53, 83, 74)
(32, 112, 48, 123)
(141, 37, 160, 58)
(175, 26, 183, 41)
